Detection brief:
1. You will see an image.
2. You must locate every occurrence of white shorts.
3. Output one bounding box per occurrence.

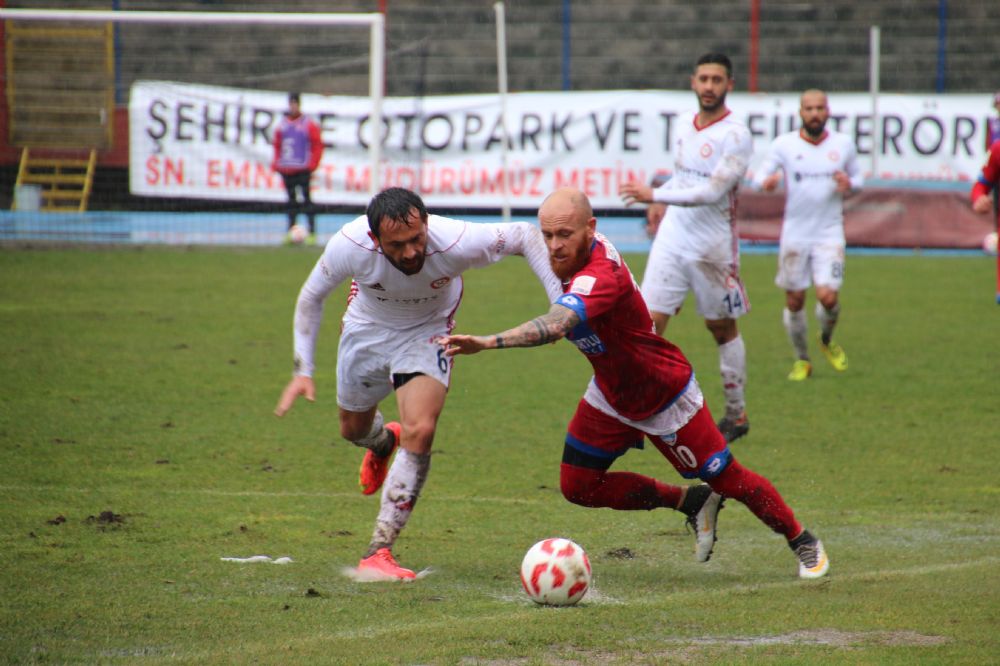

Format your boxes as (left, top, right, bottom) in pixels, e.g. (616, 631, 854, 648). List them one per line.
(582, 375, 705, 438)
(775, 243, 845, 292)
(336, 319, 453, 412)
(642, 247, 750, 320)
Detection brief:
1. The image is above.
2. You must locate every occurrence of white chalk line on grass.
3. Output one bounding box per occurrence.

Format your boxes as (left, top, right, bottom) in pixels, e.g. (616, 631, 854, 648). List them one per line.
(93, 556, 995, 663)
(299, 556, 1000, 644)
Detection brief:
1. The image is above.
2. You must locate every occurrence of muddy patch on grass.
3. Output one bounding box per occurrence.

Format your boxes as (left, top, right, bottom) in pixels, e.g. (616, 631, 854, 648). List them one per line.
(605, 547, 635, 560)
(85, 510, 127, 529)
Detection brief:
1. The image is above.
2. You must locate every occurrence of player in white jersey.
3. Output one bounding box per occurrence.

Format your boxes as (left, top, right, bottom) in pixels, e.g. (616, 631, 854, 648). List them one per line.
(619, 53, 753, 444)
(274, 187, 561, 580)
(751, 89, 862, 381)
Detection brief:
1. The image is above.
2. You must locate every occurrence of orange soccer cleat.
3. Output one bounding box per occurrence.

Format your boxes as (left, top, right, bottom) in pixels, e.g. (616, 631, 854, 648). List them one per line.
(356, 547, 416, 581)
(359, 421, 400, 495)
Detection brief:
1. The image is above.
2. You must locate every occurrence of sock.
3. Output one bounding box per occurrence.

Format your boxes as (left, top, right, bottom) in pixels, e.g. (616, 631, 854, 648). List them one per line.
(677, 484, 713, 517)
(788, 529, 815, 550)
(559, 463, 684, 511)
(718, 335, 747, 419)
(350, 411, 395, 457)
(707, 460, 801, 539)
(815, 302, 840, 346)
(783, 308, 810, 361)
(366, 449, 431, 556)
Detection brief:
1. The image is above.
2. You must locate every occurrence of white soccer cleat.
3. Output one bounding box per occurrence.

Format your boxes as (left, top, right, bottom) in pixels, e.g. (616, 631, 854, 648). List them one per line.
(685, 487, 724, 563)
(794, 535, 830, 579)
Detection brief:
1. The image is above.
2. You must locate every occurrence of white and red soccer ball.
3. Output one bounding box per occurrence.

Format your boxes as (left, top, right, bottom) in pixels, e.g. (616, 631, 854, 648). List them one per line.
(288, 224, 308, 245)
(520, 537, 591, 606)
(983, 231, 999, 256)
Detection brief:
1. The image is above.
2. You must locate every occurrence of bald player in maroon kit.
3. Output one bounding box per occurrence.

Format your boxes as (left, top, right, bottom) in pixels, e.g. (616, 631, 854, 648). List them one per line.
(441, 187, 830, 579)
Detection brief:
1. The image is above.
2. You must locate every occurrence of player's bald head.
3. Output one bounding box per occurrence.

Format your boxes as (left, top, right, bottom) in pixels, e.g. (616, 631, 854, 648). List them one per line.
(538, 188, 596, 280)
(800, 89, 828, 108)
(799, 89, 831, 137)
(539, 187, 593, 226)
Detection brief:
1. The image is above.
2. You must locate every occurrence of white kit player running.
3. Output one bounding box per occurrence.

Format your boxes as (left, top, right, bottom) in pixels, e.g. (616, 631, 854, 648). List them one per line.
(752, 89, 862, 381)
(274, 187, 561, 580)
(619, 52, 753, 444)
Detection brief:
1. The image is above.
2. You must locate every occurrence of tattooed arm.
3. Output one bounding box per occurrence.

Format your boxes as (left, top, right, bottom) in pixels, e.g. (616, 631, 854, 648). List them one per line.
(440, 303, 580, 356)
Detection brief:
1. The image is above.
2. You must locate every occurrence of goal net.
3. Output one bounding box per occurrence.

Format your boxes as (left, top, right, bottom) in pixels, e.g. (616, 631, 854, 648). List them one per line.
(0, 7, 385, 245)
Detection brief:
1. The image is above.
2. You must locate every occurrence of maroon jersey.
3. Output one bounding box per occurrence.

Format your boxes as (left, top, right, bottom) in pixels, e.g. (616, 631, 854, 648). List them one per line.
(972, 140, 1000, 214)
(554, 233, 693, 421)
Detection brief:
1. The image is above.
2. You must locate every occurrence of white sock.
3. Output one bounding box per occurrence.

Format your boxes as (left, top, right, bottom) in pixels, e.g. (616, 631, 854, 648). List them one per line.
(718, 335, 746, 419)
(815, 302, 840, 345)
(367, 448, 431, 554)
(783, 308, 810, 361)
(350, 410, 393, 457)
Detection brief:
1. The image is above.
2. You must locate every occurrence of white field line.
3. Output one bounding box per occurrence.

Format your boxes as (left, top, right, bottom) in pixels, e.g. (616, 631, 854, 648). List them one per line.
(266, 556, 1000, 644)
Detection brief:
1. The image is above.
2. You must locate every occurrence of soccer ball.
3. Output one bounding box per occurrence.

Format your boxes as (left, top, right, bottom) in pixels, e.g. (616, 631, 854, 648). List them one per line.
(983, 231, 998, 256)
(288, 224, 308, 245)
(520, 537, 591, 606)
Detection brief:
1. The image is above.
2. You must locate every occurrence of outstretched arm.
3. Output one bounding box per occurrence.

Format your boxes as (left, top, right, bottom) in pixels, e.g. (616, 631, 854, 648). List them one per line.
(622, 129, 752, 207)
(441, 303, 580, 356)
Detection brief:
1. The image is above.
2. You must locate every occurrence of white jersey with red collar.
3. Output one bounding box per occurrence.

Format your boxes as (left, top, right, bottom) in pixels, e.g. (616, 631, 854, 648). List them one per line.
(651, 110, 753, 262)
(752, 129, 862, 246)
(292, 214, 561, 376)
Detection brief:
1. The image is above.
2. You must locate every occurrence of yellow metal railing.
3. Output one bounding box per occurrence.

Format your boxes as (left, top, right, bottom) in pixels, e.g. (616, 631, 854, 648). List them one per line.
(5, 19, 114, 212)
(13, 147, 97, 212)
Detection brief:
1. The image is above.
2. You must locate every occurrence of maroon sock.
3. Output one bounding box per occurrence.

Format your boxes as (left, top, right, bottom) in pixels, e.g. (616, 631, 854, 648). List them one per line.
(708, 460, 802, 539)
(559, 463, 684, 511)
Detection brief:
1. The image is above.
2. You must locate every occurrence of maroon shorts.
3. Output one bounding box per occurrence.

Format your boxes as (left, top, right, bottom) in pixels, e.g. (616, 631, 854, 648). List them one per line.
(565, 399, 732, 480)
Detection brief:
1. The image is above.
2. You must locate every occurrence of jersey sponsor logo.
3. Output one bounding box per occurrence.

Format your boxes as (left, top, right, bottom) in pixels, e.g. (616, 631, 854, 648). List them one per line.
(492, 228, 507, 254)
(570, 275, 596, 295)
(566, 321, 605, 355)
(793, 170, 837, 182)
(430, 277, 451, 289)
(677, 165, 712, 179)
(700, 143, 713, 158)
(374, 295, 441, 304)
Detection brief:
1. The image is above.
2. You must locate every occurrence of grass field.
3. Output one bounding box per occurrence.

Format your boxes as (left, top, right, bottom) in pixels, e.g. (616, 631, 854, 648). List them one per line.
(1, 245, 998, 664)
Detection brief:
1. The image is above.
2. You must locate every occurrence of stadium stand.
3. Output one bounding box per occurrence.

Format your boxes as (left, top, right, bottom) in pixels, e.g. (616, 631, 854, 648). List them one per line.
(0, 0, 998, 246)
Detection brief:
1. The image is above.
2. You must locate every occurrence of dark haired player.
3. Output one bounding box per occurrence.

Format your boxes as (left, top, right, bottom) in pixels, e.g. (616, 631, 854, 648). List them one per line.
(272, 92, 323, 245)
(619, 53, 754, 444)
(275, 187, 562, 579)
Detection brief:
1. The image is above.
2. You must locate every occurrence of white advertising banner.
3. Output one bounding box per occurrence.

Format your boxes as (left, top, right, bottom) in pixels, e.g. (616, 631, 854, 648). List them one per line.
(129, 81, 994, 209)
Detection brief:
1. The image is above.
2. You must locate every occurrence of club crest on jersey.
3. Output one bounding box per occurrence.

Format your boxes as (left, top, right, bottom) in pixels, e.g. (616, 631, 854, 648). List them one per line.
(700, 143, 713, 158)
(430, 277, 451, 289)
(828, 150, 840, 162)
